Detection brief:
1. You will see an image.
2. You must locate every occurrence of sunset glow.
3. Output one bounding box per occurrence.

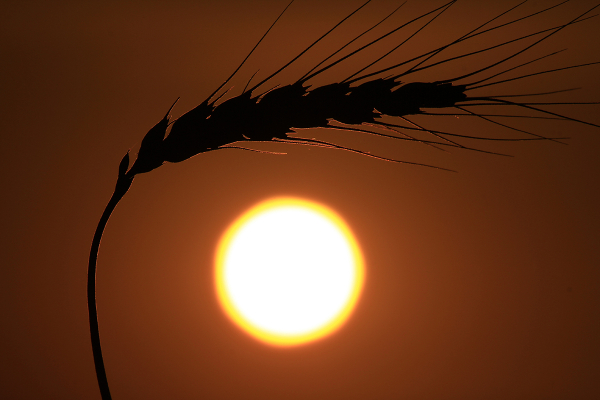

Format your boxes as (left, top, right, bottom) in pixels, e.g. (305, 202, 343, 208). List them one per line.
(215, 197, 364, 346)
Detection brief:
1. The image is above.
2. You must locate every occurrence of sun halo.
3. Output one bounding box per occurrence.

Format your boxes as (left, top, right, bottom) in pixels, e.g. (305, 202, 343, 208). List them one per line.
(215, 197, 364, 347)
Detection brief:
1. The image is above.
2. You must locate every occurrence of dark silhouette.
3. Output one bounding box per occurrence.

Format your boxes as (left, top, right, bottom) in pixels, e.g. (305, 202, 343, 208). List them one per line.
(88, 1, 600, 398)
(88, 154, 132, 400)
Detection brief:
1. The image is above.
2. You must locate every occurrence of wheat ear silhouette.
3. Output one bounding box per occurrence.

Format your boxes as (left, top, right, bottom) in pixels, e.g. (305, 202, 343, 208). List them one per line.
(87, 1, 600, 398)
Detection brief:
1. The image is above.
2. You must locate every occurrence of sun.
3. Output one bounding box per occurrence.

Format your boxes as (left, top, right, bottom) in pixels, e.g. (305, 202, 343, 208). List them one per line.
(215, 197, 364, 346)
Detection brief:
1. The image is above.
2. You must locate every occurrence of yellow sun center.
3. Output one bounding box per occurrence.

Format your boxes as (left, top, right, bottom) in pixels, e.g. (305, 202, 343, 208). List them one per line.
(215, 197, 364, 346)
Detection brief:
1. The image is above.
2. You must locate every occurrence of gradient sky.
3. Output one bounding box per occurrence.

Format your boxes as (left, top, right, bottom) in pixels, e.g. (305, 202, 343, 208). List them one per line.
(1, 0, 599, 399)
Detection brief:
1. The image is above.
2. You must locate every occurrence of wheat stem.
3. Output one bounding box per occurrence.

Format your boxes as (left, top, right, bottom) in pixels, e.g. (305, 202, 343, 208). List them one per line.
(88, 170, 134, 400)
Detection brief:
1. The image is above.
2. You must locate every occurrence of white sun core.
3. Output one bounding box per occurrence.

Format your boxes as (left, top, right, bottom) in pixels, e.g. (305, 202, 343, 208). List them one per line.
(215, 197, 364, 346)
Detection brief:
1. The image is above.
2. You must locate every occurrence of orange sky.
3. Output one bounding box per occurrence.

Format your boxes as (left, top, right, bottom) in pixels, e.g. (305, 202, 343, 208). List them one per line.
(1, 1, 599, 399)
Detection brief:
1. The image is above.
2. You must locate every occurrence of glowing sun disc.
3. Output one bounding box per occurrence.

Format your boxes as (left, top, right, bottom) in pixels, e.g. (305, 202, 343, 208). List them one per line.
(215, 197, 364, 346)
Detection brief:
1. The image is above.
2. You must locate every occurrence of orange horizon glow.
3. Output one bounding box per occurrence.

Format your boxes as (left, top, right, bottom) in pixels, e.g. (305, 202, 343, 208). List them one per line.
(214, 197, 365, 347)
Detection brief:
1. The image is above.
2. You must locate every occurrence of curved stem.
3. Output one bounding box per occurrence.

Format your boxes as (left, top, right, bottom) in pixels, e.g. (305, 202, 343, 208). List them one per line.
(88, 173, 133, 400)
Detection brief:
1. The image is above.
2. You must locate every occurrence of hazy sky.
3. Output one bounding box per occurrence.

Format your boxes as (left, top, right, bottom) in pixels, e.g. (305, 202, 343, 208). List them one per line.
(1, 1, 599, 399)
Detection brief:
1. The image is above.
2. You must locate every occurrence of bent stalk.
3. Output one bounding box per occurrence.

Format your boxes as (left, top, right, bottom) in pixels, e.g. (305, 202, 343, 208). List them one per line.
(88, 155, 133, 400)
